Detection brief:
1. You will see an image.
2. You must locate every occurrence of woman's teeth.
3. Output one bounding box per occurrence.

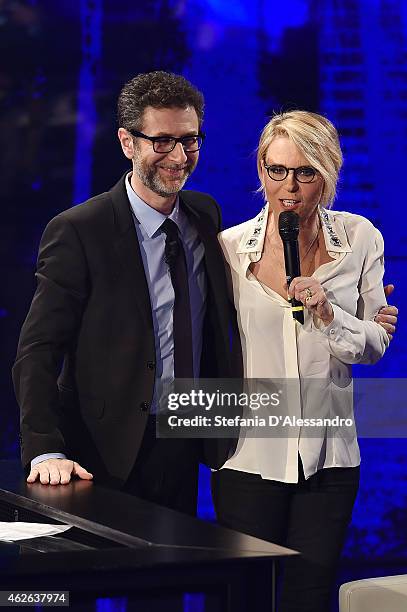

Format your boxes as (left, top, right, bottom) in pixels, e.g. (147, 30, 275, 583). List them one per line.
(281, 200, 300, 208)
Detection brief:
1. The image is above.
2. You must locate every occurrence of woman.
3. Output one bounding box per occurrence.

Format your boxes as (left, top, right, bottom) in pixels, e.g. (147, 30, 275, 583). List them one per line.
(212, 111, 391, 612)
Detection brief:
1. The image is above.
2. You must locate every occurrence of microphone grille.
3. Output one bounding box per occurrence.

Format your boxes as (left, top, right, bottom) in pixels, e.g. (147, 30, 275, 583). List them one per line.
(278, 211, 299, 241)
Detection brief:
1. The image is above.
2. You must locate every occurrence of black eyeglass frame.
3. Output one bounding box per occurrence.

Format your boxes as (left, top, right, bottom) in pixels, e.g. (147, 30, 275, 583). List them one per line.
(128, 129, 205, 153)
(263, 162, 318, 183)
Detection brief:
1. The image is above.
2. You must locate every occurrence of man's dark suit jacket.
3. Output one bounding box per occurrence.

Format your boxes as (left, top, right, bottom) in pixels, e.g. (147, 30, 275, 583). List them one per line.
(12, 175, 240, 486)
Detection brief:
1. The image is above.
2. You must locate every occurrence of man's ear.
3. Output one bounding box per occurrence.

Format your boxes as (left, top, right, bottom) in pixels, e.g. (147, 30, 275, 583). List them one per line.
(118, 128, 134, 160)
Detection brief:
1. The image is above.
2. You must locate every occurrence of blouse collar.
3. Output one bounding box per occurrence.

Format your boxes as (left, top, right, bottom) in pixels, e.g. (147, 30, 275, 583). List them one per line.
(236, 203, 352, 257)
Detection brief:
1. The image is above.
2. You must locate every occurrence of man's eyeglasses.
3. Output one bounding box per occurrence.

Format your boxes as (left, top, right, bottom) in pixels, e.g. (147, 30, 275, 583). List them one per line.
(264, 163, 317, 183)
(129, 129, 205, 153)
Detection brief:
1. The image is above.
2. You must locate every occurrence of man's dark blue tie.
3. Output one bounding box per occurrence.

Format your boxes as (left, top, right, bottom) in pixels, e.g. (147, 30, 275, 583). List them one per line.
(161, 218, 194, 379)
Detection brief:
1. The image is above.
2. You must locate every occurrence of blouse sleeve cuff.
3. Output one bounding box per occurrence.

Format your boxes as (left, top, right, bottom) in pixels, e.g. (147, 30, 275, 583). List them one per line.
(312, 303, 344, 341)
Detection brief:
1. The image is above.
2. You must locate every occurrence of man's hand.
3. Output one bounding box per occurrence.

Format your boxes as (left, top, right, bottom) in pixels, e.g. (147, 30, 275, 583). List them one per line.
(27, 459, 93, 485)
(375, 284, 398, 340)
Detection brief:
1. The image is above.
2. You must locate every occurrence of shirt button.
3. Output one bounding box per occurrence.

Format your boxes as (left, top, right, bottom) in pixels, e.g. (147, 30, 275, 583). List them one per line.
(140, 402, 149, 412)
(147, 361, 156, 370)
(330, 329, 336, 335)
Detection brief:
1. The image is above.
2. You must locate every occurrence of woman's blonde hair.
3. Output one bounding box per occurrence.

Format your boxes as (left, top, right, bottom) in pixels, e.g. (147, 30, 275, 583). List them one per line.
(257, 110, 343, 208)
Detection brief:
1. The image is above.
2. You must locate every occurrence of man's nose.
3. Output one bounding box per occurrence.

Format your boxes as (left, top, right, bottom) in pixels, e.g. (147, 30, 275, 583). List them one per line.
(167, 142, 188, 163)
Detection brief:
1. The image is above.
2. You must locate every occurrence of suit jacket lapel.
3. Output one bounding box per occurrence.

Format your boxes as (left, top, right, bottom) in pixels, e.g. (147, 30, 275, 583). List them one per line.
(179, 193, 220, 288)
(109, 175, 153, 329)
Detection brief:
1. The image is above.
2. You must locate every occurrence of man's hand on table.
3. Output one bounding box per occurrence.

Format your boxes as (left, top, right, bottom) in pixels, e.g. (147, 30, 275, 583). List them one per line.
(27, 459, 93, 485)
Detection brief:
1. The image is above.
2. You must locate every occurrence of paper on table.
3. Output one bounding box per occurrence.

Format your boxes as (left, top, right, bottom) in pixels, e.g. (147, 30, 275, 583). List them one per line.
(0, 522, 72, 542)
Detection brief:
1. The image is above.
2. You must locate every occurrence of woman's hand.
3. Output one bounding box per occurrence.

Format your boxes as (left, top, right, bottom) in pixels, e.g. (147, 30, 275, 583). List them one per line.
(289, 277, 334, 325)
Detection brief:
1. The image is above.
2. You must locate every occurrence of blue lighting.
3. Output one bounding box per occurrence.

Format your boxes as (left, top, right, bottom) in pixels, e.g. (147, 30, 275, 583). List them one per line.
(184, 593, 205, 612)
(73, 0, 102, 205)
(96, 597, 127, 611)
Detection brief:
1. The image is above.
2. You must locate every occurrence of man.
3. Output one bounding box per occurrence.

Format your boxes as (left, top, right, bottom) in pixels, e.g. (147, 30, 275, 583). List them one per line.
(12, 71, 397, 515)
(12, 71, 239, 516)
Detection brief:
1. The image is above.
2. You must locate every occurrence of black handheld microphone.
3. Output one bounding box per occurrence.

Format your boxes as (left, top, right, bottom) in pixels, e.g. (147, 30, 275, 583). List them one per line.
(278, 211, 304, 325)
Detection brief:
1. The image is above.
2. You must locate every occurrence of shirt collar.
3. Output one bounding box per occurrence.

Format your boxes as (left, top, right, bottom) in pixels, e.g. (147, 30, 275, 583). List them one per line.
(125, 172, 183, 238)
(236, 203, 352, 255)
(319, 207, 352, 253)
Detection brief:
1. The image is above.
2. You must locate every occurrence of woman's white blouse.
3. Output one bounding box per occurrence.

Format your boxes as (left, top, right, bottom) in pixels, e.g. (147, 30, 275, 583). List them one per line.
(219, 204, 389, 483)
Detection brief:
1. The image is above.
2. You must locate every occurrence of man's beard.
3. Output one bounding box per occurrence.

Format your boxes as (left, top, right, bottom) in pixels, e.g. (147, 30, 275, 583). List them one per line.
(133, 151, 197, 197)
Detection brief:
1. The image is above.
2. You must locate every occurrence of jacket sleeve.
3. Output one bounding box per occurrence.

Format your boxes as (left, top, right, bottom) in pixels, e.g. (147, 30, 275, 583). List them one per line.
(12, 214, 89, 467)
(313, 227, 389, 365)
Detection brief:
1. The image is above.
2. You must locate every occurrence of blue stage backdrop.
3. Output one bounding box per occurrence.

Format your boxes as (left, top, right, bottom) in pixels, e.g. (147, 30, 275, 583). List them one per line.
(1, 0, 406, 574)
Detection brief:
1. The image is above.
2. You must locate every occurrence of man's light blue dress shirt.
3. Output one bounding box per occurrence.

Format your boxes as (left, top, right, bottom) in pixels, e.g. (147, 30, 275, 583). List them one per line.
(125, 174, 207, 411)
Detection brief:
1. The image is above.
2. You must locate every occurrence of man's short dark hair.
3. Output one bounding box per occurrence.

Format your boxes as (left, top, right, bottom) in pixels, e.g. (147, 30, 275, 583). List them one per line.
(118, 71, 204, 132)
